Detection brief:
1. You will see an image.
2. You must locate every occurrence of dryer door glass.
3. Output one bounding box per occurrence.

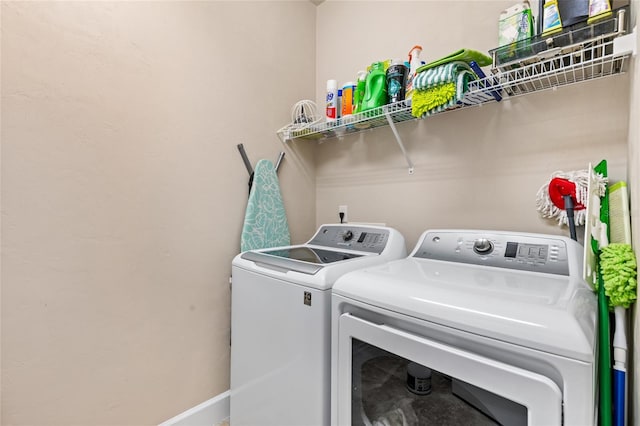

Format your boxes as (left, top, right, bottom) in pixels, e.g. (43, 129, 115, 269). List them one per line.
(336, 314, 563, 426)
(351, 339, 520, 425)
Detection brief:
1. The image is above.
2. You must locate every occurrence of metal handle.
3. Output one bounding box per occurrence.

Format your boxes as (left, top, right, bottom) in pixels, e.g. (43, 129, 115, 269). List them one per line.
(237, 143, 254, 176)
(275, 152, 285, 173)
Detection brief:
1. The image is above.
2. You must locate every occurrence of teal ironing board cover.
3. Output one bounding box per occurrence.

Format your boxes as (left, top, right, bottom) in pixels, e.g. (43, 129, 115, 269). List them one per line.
(240, 159, 290, 252)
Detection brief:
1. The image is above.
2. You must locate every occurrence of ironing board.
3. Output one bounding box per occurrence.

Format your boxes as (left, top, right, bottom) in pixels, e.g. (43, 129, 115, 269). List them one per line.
(240, 159, 290, 252)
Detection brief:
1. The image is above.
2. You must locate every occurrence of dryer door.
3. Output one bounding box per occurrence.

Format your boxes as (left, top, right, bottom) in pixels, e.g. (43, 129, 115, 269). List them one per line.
(336, 313, 563, 426)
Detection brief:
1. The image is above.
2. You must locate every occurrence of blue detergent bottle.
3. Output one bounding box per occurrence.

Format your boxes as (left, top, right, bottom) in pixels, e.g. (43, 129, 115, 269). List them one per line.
(360, 62, 387, 112)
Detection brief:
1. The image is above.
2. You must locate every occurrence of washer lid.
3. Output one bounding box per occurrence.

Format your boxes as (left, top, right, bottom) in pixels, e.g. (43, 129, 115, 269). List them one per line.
(241, 247, 364, 275)
(333, 257, 597, 362)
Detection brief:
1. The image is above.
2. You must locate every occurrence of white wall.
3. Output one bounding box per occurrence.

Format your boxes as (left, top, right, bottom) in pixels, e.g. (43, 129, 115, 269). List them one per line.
(0, 2, 316, 424)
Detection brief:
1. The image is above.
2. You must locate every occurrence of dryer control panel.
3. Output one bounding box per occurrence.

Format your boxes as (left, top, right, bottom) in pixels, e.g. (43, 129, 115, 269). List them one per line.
(308, 225, 390, 254)
(413, 230, 576, 276)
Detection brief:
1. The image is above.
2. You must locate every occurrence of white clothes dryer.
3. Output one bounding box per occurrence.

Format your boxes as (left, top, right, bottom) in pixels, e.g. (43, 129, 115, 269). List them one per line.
(231, 224, 406, 426)
(331, 229, 597, 426)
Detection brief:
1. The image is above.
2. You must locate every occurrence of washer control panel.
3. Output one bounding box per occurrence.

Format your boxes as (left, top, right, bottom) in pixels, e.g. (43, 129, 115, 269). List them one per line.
(413, 230, 571, 276)
(308, 225, 390, 254)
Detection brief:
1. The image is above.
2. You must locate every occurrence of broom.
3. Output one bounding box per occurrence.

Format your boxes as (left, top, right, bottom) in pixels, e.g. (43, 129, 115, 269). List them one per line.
(600, 181, 637, 426)
(600, 244, 636, 426)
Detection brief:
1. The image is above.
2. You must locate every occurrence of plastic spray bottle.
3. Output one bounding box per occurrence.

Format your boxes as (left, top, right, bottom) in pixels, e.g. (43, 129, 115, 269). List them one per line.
(405, 45, 423, 102)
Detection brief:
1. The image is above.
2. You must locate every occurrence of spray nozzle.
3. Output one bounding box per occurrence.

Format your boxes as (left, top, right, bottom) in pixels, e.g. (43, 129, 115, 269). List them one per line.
(408, 45, 423, 62)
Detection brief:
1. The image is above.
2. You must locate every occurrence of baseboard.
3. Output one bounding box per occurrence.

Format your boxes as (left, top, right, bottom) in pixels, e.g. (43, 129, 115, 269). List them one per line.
(159, 390, 230, 426)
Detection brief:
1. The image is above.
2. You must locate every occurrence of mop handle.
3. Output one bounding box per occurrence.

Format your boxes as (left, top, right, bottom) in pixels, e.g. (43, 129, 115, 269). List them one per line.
(613, 306, 627, 426)
(563, 194, 577, 241)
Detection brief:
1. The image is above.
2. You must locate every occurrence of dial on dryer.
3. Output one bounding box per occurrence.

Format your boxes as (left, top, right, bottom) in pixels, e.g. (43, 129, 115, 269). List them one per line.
(473, 238, 494, 255)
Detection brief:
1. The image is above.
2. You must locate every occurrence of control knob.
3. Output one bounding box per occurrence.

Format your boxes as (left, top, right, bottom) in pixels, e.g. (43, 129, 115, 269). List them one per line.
(343, 230, 354, 242)
(473, 238, 494, 255)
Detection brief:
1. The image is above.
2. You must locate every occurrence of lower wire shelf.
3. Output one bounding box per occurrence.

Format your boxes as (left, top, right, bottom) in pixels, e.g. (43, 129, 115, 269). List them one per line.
(277, 100, 415, 143)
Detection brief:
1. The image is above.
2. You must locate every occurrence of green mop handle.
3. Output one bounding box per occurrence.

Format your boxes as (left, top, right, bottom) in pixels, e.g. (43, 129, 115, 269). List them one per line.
(598, 265, 612, 426)
(591, 159, 612, 426)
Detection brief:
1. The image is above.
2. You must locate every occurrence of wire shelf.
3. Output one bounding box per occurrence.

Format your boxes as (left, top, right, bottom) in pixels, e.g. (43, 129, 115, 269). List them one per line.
(277, 9, 633, 144)
(486, 37, 629, 99)
(278, 100, 415, 142)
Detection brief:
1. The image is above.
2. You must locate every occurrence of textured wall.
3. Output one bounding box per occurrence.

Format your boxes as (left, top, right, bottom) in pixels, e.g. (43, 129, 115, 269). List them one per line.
(1, 2, 316, 424)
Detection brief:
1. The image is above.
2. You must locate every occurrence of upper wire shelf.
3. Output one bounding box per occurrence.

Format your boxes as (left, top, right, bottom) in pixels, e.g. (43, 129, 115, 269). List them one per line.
(277, 8, 633, 144)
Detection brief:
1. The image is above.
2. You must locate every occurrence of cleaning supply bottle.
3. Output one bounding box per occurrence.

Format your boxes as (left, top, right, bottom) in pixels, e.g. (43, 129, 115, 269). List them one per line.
(405, 45, 423, 102)
(386, 59, 407, 104)
(541, 0, 563, 37)
(353, 71, 367, 114)
(341, 82, 356, 117)
(587, 0, 612, 24)
(360, 62, 387, 112)
(326, 79, 338, 122)
(498, 1, 534, 47)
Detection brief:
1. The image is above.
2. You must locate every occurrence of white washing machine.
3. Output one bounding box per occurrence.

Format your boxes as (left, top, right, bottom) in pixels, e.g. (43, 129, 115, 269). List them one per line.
(231, 224, 406, 426)
(331, 229, 597, 426)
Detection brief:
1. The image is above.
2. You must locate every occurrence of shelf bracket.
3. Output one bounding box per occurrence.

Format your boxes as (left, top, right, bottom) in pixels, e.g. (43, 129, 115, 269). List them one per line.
(384, 111, 414, 174)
